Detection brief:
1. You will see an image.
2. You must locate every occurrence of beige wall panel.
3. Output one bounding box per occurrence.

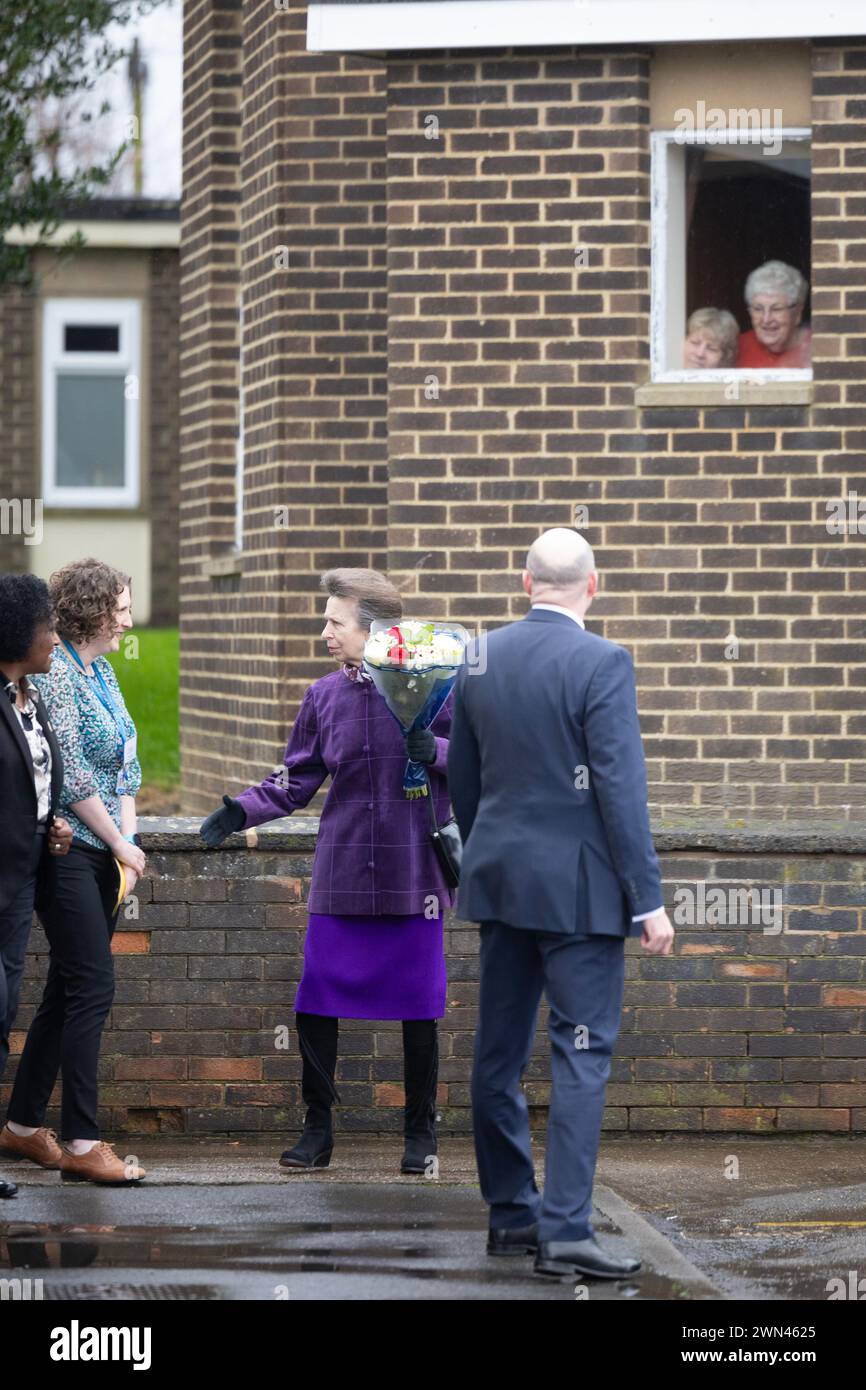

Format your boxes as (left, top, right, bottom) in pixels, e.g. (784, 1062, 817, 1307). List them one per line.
(29, 516, 152, 625)
(651, 42, 811, 128)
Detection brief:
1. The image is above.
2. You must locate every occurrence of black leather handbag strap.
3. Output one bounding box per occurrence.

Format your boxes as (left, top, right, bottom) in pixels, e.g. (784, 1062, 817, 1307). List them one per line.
(423, 768, 442, 832)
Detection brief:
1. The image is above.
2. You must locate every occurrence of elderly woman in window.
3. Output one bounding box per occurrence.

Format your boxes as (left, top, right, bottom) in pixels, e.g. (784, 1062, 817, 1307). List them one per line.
(736, 260, 811, 368)
(682, 308, 739, 370)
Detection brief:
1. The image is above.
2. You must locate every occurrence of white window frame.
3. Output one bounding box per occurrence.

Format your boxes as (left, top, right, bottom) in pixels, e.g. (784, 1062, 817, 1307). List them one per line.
(42, 297, 141, 508)
(650, 127, 812, 384)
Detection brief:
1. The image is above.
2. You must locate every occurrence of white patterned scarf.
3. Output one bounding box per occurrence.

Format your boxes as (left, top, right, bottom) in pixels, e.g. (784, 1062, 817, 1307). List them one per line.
(4, 677, 52, 822)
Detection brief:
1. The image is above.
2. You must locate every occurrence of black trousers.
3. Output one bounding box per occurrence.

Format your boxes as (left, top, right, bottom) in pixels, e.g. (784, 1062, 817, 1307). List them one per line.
(8, 839, 119, 1140)
(0, 832, 45, 1081)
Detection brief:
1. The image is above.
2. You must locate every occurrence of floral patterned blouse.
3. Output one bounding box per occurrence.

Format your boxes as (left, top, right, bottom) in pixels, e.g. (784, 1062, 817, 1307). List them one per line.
(33, 646, 142, 850)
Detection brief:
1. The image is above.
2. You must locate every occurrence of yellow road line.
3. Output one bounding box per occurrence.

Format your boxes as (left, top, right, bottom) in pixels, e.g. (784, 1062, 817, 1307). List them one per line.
(756, 1221, 866, 1228)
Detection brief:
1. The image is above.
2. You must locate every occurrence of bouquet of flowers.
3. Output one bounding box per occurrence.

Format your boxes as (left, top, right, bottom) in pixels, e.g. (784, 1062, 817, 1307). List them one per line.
(363, 619, 469, 796)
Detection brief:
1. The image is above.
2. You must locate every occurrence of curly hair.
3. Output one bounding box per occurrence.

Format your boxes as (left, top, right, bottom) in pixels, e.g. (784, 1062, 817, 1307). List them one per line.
(320, 568, 402, 631)
(744, 259, 808, 310)
(49, 558, 132, 645)
(0, 573, 55, 664)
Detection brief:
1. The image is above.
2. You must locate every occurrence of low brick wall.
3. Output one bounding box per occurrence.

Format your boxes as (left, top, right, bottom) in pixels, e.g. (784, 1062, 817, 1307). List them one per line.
(5, 818, 866, 1138)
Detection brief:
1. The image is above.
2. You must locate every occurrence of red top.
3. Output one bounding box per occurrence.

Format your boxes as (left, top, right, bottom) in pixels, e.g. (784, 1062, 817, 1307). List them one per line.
(736, 328, 811, 368)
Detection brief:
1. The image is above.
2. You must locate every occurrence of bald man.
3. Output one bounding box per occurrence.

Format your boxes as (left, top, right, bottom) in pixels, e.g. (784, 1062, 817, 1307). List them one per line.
(448, 527, 674, 1281)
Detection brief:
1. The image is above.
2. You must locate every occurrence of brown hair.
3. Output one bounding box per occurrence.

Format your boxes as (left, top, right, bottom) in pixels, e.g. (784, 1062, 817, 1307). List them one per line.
(49, 557, 132, 645)
(319, 568, 402, 631)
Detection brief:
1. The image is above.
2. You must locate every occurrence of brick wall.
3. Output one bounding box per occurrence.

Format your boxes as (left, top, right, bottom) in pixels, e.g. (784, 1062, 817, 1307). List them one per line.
(179, 0, 243, 797)
(148, 247, 182, 625)
(0, 287, 35, 575)
(5, 822, 866, 1137)
(180, 0, 388, 811)
(384, 42, 866, 823)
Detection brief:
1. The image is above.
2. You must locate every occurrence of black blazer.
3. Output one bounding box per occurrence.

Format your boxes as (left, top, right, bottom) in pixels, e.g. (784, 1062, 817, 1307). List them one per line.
(447, 608, 663, 938)
(0, 677, 64, 914)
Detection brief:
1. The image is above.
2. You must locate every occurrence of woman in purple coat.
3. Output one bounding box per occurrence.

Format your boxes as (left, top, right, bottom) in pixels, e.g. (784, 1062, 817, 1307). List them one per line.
(200, 569, 455, 1174)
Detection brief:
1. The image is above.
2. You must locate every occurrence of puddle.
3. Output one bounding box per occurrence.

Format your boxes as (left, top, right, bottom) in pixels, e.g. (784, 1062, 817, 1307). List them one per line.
(0, 1219, 698, 1298)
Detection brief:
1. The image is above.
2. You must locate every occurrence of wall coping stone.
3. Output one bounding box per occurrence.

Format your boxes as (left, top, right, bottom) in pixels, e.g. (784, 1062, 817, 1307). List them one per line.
(139, 816, 866, 856)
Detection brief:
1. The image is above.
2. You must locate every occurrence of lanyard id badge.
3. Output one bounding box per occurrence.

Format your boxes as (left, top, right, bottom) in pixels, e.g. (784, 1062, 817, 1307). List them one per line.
(117, 733, 138, 794)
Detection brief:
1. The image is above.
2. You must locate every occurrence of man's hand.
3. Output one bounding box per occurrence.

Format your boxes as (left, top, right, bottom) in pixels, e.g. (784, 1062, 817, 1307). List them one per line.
(48, 817, 73, 856)
(200, 795, 246, 847)
(406, 728, 437, 765)
(640, 908, 674, 955)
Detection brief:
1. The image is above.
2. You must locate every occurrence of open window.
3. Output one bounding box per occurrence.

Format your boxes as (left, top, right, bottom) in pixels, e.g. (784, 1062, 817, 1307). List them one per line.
(42, 298, 141, 507)
(650, 127, 811, 382)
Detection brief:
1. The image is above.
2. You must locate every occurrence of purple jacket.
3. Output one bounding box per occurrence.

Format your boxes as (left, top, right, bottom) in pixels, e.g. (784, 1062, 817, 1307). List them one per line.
(235, 668, 456, 916)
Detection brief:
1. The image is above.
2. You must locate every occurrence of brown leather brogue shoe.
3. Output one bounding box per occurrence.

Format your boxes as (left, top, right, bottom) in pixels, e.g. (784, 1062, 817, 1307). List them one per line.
(59, 1142, 146, 1185)
(0, 1125, 62, 1169)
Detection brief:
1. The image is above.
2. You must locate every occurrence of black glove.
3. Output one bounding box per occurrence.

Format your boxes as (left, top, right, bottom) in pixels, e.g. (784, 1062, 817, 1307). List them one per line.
(200, 795, 246, 847)
(405, 728, 437, 765)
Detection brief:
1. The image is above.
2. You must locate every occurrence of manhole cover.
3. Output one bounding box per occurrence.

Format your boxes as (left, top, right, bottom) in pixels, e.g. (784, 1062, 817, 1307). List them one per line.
(42, 1283, 221, 1300)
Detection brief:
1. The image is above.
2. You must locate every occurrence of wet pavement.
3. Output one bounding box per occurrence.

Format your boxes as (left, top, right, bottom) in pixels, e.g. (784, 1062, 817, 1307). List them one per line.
(1, 1136, 864, 1300)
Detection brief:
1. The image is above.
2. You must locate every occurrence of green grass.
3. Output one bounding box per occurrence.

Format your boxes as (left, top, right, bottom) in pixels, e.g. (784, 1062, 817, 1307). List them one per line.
(107, 627, 179, 792)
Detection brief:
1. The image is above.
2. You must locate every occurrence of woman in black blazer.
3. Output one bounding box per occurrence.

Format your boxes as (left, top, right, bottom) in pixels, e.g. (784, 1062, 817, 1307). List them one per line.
(0, 574, 72, 1198)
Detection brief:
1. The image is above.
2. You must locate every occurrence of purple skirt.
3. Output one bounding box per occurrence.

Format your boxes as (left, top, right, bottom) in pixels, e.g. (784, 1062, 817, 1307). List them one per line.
(294, 912, 447, 1020)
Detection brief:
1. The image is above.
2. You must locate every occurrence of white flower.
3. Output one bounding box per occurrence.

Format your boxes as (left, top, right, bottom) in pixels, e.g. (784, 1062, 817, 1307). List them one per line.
(364, 622, 465, 670)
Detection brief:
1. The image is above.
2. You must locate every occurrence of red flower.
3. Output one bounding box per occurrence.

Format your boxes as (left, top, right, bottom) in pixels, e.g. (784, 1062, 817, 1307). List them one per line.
(386, 625, 407, 664)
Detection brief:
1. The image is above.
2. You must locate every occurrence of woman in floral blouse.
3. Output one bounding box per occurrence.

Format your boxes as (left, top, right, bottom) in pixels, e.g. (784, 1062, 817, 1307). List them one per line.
(5, 559, 147, 1186)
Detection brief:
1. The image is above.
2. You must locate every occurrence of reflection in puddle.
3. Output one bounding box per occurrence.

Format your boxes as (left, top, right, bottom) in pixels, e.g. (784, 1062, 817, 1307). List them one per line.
(0, 1220, 695, 1297)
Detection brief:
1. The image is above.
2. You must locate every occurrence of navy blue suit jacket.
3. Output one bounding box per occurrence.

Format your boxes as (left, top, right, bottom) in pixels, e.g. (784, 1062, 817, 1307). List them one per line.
(447, 607, 662, 937)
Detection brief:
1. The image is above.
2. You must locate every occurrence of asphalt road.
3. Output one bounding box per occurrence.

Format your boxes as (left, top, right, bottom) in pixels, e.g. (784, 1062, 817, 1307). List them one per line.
(1, 1136, 864, 1301)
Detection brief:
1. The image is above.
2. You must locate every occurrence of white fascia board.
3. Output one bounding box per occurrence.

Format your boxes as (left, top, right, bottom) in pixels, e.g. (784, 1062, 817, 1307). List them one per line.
(5, 221, 180, 249)
(308, 1, 866, 53)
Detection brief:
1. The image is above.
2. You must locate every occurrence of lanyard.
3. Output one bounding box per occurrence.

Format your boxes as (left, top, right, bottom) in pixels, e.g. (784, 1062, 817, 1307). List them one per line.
(61, 640, 129, 757)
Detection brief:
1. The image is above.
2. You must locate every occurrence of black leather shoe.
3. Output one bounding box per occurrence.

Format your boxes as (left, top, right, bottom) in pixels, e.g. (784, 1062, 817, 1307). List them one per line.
(279, 1129, 333, 1170)
(487, 1222, 539, 1256)
(400, 1135, 437, 1175)
(0, 1179, 18, 1199)
(534, 1237, 642, 1280)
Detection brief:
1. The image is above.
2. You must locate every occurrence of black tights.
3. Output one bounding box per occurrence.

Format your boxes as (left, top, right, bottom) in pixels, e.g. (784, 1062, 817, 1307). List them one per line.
(295, 1013, 438, 1133)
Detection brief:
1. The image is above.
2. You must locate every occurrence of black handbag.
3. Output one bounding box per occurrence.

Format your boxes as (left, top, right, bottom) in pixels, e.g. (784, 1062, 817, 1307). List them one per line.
(424, 769, 462, 887)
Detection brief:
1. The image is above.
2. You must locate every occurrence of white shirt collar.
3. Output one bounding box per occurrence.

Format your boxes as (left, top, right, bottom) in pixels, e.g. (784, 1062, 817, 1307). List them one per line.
(531, 604, 585, 628)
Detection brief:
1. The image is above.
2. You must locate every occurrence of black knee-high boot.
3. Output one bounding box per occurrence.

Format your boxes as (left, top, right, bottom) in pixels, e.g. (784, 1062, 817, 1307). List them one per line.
(401, 1019, 439, 1174)
(280, 1012, 340, 1169)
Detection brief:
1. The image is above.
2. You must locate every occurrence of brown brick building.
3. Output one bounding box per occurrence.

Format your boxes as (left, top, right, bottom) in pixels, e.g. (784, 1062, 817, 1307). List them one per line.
(0, 198, 180, 626)
(180, 0, 866, 830)
(25, 0, 853, 1140)
(10, 0, 866, 1144)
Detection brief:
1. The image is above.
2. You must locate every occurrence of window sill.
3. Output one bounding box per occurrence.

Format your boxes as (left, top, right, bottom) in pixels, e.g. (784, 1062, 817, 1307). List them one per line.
(43, 504, 144, 515)
(636, 382, 814, 408)
(201, 552, 243, 579)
